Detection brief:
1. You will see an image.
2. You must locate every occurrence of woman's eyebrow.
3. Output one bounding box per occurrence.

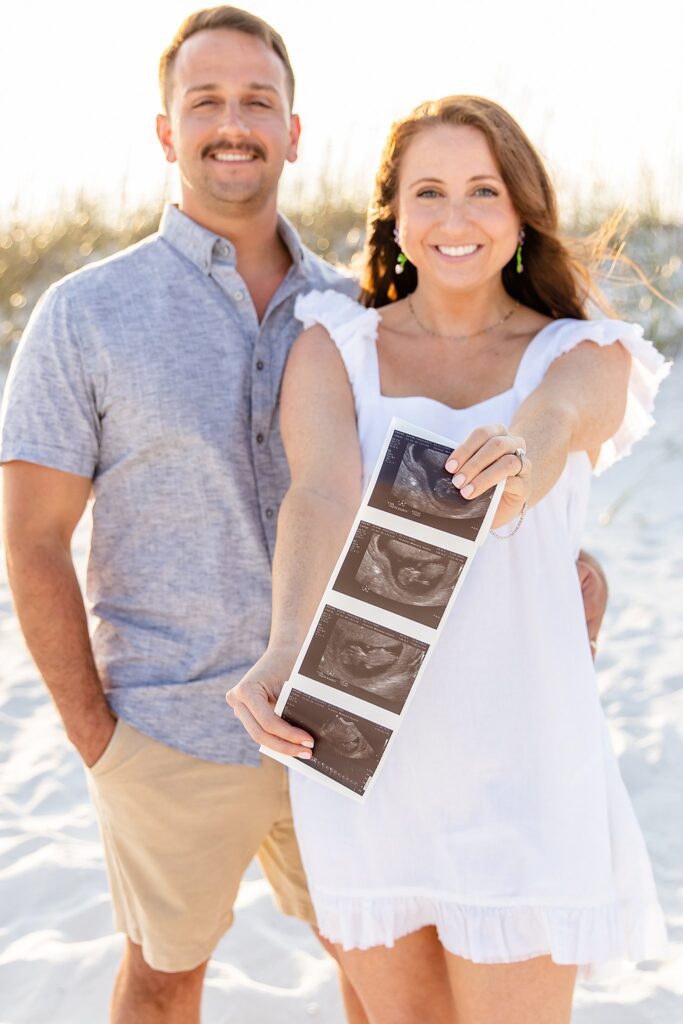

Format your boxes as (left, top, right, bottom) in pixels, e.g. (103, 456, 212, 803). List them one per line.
(408, 174, 504, 187)
(409, 177, 446, 188)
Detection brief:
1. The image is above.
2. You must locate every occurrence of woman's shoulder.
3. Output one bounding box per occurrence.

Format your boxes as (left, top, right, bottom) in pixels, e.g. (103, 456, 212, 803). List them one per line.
(542, 315, 648, 347)
(520, 314, 671, 474)
(520, 314, 660, 378)
(294, 288, 380, 349)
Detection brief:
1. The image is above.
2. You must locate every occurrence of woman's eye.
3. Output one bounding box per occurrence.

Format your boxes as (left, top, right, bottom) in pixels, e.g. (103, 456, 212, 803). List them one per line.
(416, 189, 442, 199)
(473, 186, 498, 197)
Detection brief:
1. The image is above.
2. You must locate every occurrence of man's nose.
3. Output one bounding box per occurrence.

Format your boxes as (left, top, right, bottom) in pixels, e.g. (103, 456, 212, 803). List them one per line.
(216, 101, 250, 136)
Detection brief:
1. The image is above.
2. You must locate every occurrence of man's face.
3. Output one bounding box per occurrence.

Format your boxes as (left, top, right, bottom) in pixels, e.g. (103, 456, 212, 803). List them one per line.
(157, 29, 300, 218)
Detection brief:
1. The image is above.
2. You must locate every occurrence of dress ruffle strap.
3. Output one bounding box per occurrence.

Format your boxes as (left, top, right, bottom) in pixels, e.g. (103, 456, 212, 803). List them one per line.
(294, 289, 381, 399)
(514, 318, 671, 475)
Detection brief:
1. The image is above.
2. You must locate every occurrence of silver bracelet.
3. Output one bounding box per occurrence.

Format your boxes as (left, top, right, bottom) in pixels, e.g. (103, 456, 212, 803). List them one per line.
(490, 501, 528, 540)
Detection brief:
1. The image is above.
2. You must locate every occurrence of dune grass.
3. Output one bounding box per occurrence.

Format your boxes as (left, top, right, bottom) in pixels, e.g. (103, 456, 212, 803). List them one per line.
(1, 188, 681, 372)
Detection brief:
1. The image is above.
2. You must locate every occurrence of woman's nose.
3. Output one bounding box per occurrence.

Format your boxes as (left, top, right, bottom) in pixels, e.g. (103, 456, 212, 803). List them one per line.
(442, 202, 470, 231)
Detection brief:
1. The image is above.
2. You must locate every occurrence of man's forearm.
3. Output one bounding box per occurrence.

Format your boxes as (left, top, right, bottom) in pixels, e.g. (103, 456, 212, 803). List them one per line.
(6, 538, 113, 751)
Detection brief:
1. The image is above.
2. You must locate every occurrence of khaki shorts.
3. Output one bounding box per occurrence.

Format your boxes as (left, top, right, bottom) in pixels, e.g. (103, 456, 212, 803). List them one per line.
(87, 718, 315, 973)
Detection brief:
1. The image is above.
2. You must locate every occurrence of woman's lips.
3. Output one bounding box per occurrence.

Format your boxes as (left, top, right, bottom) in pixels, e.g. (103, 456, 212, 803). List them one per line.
(432, 243, 482, 260)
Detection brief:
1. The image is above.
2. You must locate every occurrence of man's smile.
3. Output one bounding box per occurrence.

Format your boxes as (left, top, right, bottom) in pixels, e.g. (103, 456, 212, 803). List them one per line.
(212, 152, 257, 162)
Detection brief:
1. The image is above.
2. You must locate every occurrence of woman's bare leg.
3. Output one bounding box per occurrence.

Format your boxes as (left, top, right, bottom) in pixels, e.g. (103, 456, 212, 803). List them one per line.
(445, 953, 577, 1024)
(316, 931, 370, 1024)
(333, 926, 456, 1024)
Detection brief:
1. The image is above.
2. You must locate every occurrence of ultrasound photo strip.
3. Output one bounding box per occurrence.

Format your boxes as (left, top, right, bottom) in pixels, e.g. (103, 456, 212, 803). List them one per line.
(262, 418, 504, 801)
(367, 429, 500, 543)
(298, 604, 429, 715)
(333, 522, 468, 630)
(281, 689, 393, 797)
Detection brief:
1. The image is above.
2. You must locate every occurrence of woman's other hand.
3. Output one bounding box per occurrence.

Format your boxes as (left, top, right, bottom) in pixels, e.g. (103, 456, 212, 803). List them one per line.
(226, 646, 314, 759)
(445, 424, 531, 528)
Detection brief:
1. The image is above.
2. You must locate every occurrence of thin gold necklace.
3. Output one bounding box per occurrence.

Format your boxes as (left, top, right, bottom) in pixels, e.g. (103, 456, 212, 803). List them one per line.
(408, 295, 518, 342)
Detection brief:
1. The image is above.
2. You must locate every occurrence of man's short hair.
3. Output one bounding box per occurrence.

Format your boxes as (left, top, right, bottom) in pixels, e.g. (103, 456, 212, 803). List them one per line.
(159, 6, 295, 112)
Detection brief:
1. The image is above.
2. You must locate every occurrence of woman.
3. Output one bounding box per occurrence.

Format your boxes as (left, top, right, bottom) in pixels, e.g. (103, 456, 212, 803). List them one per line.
(228, 96, 668, 1023)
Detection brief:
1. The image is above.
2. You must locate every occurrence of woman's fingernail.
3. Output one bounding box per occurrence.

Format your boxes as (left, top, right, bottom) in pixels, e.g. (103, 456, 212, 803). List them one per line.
(445, 459, 458, 472)
(461, 484, 474, 498)
(296, 750, 312, 759)
(452, 474, 465, 488)
(301, 739, 314, 748)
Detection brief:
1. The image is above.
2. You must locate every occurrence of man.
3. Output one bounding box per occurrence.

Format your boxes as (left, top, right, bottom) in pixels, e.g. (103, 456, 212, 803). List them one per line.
(1, 9, 364, 1023)
(0, 7, 607, 1023)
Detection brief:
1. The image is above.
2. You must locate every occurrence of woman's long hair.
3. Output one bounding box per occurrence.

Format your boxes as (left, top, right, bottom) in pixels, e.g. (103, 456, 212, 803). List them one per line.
(360, 96, 616, 318)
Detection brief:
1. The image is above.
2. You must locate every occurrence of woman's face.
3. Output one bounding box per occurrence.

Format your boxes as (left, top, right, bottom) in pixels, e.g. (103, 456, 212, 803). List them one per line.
(395, 124, 520, 293)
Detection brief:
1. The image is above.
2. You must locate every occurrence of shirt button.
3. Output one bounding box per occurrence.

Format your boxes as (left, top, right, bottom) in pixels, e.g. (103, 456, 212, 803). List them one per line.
(265, 508, 274, 519)
(256, 360, 264, 371)
(256, 433, 265, 444)
(233, 290, 244, 302)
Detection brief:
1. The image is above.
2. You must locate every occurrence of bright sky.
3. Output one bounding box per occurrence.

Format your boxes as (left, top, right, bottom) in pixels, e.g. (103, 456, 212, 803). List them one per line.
(1, 0, 682, 221)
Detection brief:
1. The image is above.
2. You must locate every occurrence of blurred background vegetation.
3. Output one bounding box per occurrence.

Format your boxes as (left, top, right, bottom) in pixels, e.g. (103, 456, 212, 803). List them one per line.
(1, 180, 681, 375)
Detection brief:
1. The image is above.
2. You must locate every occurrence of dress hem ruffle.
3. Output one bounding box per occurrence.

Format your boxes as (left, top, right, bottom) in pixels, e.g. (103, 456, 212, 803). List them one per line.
(311, 888, 668, 979)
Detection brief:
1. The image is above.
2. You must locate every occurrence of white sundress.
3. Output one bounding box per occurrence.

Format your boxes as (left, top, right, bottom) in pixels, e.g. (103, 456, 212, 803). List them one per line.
(288, 288, 669, 976)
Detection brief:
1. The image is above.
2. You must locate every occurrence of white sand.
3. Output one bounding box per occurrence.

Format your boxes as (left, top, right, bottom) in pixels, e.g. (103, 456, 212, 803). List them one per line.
(0, 361, 681, 1023)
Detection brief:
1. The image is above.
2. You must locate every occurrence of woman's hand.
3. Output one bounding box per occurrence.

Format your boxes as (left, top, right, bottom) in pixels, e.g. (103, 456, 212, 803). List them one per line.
(226, 646, 315, 759)
(445, 424, 532, 528)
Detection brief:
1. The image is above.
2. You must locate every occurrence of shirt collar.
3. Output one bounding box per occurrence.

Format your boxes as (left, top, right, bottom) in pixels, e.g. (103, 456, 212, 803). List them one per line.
(159, 203, 308, 278)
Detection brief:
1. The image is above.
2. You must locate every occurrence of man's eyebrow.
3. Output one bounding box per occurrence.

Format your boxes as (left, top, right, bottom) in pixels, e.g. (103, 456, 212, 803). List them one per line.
(246, 82, 279, 94)
(185, 83, 220, 95)
(184, 82, 279, 95)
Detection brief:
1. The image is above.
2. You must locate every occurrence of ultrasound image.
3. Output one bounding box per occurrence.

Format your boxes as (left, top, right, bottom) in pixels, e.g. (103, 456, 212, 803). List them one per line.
(281, 689, 392, 795)
(299, 606, 428, 714)
(333, 522, 467, 627)
(369, 431, 496, 541)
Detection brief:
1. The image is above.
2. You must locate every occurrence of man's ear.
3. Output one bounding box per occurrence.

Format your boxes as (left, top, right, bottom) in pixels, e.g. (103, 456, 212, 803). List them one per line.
(286, 113, 302, 165)
(156, 113, 177, 164)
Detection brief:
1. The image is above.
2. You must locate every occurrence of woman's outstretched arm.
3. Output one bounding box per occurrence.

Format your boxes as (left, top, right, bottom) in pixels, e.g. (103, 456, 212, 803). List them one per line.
(445, 339, 632, 523)
(227, 325, 363, 757)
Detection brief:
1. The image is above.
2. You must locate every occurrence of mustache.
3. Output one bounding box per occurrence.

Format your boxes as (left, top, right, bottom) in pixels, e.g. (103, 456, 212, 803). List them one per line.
(201, 140, 267, 161)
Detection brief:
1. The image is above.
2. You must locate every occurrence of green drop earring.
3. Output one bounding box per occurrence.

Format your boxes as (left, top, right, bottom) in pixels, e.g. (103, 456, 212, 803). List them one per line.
(516, 227, 526, 274)
(393, 225, 408, 275)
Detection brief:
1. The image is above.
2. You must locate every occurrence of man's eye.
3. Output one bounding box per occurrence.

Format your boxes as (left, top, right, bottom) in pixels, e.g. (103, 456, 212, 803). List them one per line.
(247, 99, 271, 108)
(193, 99, 217, 108)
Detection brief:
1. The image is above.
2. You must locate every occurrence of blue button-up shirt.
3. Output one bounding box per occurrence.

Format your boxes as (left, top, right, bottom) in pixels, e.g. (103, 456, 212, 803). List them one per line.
(0, 204, 357, 763)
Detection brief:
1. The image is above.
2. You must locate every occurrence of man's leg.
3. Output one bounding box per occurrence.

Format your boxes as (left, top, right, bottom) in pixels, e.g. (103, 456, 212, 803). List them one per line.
(111, 940, 207, 1024)
(88, 721, 291, 1023)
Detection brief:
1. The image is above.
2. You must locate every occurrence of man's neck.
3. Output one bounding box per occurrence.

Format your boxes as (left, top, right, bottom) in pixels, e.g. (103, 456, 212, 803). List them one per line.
(179, 195, 293, 320)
